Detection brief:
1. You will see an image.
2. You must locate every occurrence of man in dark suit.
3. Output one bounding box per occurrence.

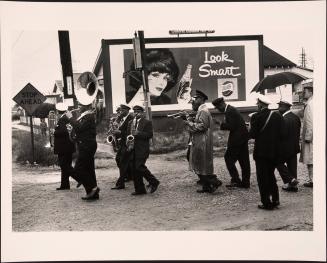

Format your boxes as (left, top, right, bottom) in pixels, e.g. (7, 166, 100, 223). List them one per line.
(127, 105, 160, 195)
(66, 104, 100, 201)
(54, 102, 78, 190)
(249, 94, 282, 210)
(212, 97, 251, 188)
(276, 100, 301, 192)
(111, 104, 134, 190)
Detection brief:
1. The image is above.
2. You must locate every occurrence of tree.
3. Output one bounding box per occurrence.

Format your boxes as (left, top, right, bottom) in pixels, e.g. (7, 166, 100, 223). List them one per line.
(33, 103, 56, 118)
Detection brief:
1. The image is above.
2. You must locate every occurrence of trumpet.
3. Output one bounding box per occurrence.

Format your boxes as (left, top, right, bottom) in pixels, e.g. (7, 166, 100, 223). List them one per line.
(167, 110, 196, 120)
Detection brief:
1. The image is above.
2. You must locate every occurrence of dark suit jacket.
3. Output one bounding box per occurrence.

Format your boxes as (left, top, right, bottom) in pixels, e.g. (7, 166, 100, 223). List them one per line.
(279, 111, 301, 161)
(220, 105, 249, 147)
(117, 113, 134, 145)
(127, 117, 153, 160)
(54, 115, 75, 154)
(69, 111, 97, 155)
(249, 108, 282, 162)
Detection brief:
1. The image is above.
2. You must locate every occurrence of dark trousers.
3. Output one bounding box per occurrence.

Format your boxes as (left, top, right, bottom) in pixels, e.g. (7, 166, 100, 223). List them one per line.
(255, 158, 279, 207)
(115, 146, 133, 187)
(132, 157, 158, 193)
(224, 141, 251, 186)
(276, 155, 297, 184)
(58, 152, 74, 188)
(74, 142, 97, 194)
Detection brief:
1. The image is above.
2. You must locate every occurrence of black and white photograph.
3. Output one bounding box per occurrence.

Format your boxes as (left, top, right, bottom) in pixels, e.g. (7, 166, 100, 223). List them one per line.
(1, 1, 326, 262)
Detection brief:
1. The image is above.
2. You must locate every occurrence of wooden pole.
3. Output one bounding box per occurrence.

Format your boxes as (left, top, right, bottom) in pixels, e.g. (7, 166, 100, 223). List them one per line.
(58, 31, 76, 108)
(138, 31, 152, 121)
(29, 115, 35, 164)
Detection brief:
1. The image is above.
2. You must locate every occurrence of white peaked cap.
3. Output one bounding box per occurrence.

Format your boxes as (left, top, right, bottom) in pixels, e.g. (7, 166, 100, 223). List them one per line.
(256, 94, 272, 105)
(56, 102, 68, 111)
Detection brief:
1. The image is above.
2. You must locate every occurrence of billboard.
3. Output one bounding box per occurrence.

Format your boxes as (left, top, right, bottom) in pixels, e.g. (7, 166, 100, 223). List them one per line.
(102, 35, 263, 113)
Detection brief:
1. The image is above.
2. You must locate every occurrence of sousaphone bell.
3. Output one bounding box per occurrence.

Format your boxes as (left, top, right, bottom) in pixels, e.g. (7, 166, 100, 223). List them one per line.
(75, 71, 99, 105)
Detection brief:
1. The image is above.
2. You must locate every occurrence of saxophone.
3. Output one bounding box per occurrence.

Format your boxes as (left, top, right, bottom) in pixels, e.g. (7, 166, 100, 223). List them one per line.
(106, 115, 122, 152)
(126, 119, 136, 152)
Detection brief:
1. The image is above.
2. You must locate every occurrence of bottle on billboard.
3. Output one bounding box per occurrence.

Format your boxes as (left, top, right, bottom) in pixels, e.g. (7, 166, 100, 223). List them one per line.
(176, 64, 193, 104)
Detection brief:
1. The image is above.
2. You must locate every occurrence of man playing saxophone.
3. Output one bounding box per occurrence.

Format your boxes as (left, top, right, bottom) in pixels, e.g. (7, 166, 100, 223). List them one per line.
(111, 104, 134, 190)
(126, 105, 160, 195)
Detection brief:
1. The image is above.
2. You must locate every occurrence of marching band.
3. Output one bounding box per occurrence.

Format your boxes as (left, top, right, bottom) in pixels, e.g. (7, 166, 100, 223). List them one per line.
(52, 74, 312, 210)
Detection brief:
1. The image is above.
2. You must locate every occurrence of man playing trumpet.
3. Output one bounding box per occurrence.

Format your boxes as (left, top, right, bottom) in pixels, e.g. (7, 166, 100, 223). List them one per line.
(53, 102, 79, 190)
(184, 90, 222, 193)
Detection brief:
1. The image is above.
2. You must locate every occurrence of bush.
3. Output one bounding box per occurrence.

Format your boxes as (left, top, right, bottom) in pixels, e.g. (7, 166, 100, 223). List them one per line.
(12, 113, 20, 121)
(12, 130, 58, 166)
(33, 103, 56, 118)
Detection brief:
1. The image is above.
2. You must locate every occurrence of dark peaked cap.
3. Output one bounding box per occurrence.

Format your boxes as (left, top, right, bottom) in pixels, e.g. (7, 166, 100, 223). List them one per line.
(132, 105, 145, 111)
(120, 104, 131, 110)
(193, 89, 208, 100)
(212, 97, 224, 107)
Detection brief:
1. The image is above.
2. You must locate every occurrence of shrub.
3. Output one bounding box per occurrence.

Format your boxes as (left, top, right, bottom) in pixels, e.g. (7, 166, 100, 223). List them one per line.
(12, 129, 58, 166)
(33, 103, 56, 118)
(12, 113, 20, 121)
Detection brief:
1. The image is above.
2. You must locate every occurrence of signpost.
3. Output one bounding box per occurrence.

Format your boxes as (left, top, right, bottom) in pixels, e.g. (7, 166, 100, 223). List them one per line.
(13, 83, 46, 163)
(133, 31, 152, 121)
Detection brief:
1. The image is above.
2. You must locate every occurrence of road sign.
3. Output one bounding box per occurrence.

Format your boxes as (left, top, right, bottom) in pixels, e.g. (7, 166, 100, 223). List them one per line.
(13, 83, 46, 115)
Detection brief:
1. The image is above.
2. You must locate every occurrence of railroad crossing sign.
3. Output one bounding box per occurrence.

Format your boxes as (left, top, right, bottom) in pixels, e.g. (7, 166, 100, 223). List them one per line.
(13, 83, 46, 115)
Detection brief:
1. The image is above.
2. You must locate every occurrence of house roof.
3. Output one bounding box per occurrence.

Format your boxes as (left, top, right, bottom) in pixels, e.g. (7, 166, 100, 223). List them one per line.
(263, 45, 296, 68)
(53, 80, 63, 93)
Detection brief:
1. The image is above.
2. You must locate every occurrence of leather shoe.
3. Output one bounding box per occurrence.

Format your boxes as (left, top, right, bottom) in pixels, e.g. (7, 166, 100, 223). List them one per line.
(226, 182, 241, 188)
(111, 186, 125, 190)
(150, 181, 160, 193)
(76, 182, 82, 188)
(131, 191, 146, 196)
(56, 187, 70, 190)
(272, 201, 280, 208)
(289, 178, 299, 187)
(258, 204, 274, 210)
(82, 187, 100, 201)
(197, 189, 209, 193)
(304, 182, 313, 188)
(282, 184, 298, 192)
(196, 180, 204, 185)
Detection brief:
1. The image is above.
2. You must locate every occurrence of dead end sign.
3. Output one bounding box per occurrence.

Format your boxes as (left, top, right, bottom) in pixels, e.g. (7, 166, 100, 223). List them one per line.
(13, 83, 46, 115)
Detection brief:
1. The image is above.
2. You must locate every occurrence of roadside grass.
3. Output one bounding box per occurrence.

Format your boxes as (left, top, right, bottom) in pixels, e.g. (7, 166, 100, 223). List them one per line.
(12, 129, 57, 166)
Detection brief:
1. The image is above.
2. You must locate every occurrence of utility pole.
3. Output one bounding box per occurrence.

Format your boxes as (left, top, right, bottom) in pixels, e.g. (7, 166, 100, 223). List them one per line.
(299, 47, 307, 68)
(58, 31, 76, 108)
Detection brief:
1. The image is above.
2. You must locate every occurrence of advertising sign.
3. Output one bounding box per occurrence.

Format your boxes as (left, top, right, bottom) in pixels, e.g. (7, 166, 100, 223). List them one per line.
(101, 35, 263, 113)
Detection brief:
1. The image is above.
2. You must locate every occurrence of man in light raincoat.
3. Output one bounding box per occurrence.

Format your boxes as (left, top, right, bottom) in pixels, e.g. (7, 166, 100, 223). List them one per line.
(300, 85, 313, 187)
(184, 90, 222, 193)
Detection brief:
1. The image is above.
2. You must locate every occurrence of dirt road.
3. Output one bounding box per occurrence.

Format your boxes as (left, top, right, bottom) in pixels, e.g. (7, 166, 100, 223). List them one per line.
(12, 151, 313, 231)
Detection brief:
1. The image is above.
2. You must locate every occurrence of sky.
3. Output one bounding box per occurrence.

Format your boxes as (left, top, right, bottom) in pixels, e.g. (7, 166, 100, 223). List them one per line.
(6, 1, 324, 99)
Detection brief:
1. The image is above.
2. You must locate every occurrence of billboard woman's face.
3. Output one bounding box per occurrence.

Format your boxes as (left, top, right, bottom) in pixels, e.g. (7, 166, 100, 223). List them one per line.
(148, 71, 170, 97)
